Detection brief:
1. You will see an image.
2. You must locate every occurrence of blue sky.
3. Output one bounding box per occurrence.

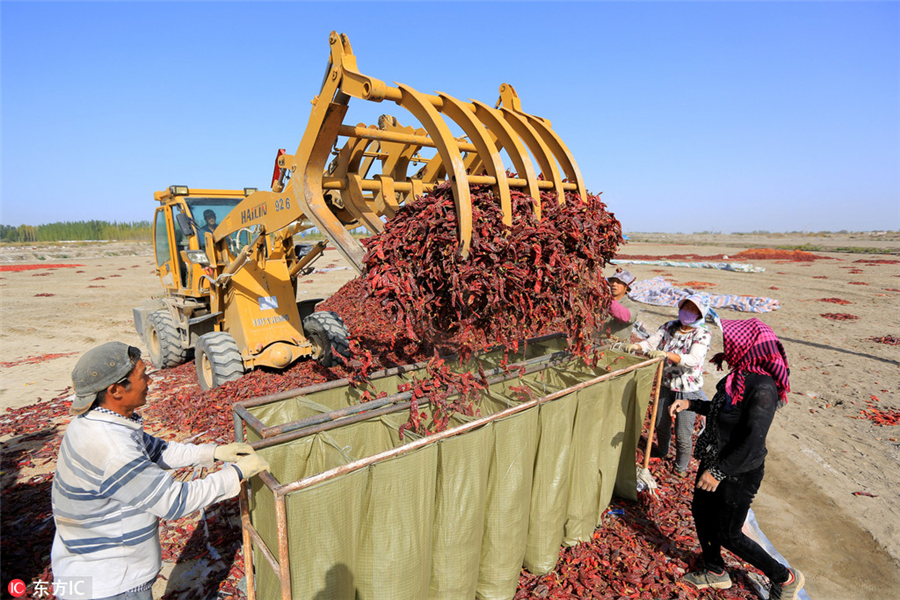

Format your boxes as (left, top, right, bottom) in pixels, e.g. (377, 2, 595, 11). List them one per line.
(2, 1, 898, 233)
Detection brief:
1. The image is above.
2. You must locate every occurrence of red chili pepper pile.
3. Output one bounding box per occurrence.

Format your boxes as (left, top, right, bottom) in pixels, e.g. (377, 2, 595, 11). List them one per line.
(362, 182, 621, 362)
(868, 335, 900, 346)
(317, 278, 444, 374)
(348, 182, 620, 433)
(854, 259, 900, 265)
(820, 313, 858, 321)
(1, 392, 73, 595)
(0, 352, 78, 369)
(730, 248, 831, 262)
(0, 264, 84, 272)
(140, 360, 348, 443)
(853, 395, 900, 426)
(848, 282, 868, 286)
(818, 298, 852, 305)
(395, 353, 487, 437)
(515, 424, 765, 599)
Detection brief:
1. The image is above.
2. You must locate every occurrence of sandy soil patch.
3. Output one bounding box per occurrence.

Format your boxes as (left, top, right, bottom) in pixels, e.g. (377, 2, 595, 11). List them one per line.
(1, 235, 898, 599)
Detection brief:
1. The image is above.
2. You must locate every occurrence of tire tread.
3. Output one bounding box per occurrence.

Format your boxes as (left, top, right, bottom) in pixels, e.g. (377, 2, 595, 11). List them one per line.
(195, 332, 244, 390)
(147, 310, 188, 369)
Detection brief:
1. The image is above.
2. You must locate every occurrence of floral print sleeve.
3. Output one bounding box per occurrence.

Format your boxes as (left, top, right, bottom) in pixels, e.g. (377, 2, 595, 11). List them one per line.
(657, 322, 711, 393)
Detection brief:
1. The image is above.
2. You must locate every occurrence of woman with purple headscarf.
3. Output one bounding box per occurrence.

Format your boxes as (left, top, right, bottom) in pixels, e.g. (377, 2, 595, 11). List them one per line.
(669, 318, 806, 600)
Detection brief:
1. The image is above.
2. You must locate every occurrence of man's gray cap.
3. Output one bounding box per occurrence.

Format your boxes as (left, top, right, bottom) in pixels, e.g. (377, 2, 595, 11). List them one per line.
(607, 270, 636, 287)
(70, 342, 134, 414)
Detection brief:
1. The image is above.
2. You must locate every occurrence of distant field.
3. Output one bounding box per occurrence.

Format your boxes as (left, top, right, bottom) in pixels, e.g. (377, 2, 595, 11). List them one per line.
(626, 231, 900, 254)
(3, 222, 898, 255)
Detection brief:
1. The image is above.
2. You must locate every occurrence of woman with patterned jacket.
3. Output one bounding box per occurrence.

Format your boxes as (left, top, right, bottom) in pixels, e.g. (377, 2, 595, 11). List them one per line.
(627, 294, 711, 476)
(668, 318, 805, 600)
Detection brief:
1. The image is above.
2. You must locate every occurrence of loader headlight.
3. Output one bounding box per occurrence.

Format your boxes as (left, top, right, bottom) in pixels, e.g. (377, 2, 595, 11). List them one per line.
(169, 185, 190, 196)
(185, 250, 211, 265)
(243, 187, 258, 196)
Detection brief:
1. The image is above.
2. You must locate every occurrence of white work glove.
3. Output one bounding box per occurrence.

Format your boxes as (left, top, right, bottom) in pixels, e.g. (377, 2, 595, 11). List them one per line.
(235, 452, 270, 480)
(214, 443, 254, 463)
(625, 343, 642, 353)
(647, 350, 668, 360)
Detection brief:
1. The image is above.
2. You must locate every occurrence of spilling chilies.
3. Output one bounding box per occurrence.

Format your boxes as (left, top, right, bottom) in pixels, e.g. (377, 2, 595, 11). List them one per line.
(329, 182, 623, 435)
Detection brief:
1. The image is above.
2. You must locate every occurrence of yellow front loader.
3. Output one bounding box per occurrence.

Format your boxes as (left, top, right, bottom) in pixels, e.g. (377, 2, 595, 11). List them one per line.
(134, 31, 587, 390)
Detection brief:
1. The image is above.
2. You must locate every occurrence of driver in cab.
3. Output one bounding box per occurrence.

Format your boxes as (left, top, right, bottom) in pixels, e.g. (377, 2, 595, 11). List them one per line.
(198, 209, 217, 249)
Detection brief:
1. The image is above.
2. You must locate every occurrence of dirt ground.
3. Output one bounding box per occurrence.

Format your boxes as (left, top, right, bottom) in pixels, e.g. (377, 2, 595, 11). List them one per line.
(1, 234, 899, 599)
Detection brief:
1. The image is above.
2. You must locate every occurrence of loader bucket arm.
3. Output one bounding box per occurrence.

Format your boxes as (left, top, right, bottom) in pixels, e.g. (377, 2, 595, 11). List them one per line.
(220, 31, 587, 274)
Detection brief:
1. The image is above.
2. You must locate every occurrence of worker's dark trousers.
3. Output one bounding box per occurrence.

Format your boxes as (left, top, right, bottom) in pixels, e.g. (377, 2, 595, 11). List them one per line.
(691, 462, 790, 584)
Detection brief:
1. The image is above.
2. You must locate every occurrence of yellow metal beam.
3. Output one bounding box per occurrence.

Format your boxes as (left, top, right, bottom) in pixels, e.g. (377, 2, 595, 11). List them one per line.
(395, 83, 473, 257)
(438, 93, 512, 226)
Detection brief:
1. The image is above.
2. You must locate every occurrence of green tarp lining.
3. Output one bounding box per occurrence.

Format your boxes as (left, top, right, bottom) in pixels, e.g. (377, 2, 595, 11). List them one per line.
(245, 350, 654, 600)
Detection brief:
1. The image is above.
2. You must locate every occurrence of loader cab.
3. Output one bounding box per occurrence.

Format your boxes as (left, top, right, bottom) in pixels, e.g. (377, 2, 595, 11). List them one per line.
(183, 197, 258, 258)
(153, 187, 256, 297)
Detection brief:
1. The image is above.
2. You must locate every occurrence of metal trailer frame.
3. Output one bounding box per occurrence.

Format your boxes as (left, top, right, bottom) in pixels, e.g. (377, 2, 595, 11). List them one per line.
(233, 353, 663, 600)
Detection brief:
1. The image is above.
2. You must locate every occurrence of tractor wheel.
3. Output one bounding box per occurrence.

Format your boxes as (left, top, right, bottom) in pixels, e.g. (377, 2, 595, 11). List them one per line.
(195, 332, 245, 391)
(146, 310, 188, 369)
(302, 311, 350, 367)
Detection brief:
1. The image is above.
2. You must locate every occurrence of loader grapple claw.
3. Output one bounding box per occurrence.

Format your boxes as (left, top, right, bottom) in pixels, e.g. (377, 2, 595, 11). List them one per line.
(267, 31, 587, 272)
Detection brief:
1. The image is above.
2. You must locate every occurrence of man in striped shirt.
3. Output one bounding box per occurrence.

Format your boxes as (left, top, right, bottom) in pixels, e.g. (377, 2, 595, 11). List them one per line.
(51, 342, 269, 600)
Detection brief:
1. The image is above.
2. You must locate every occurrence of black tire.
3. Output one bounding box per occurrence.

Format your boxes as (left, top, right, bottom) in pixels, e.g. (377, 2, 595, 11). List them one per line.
(302, 311, 350, 367)
(146, 310, 188, 369)
(195, 332, 244, 391)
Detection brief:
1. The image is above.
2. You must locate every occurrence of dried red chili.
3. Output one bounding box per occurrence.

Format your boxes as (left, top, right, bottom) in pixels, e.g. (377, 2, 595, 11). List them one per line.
(361, 182, 621, 361)
(730, 248, 831, 262)
(853, 394, 900, 426)
(0, 263, 84, 272)
(818, 298, 852, 305)
(515, 414, 765, 599)
(0, 352, 78, 369)
(820, 313, 858, 321)
(352, 182, 621, 433)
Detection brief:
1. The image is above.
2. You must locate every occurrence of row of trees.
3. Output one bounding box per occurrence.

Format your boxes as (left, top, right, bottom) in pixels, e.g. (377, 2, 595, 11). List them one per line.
(0, 221, 152, 243)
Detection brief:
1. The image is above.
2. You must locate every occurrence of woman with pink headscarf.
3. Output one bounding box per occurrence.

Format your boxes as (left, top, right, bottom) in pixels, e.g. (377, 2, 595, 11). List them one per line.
(669, 318, 805, 600)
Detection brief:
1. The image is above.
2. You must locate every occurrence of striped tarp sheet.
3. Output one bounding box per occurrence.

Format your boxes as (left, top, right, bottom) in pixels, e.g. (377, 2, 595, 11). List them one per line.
(611, 259, 765, 273)
(629, 276, 780, 313)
